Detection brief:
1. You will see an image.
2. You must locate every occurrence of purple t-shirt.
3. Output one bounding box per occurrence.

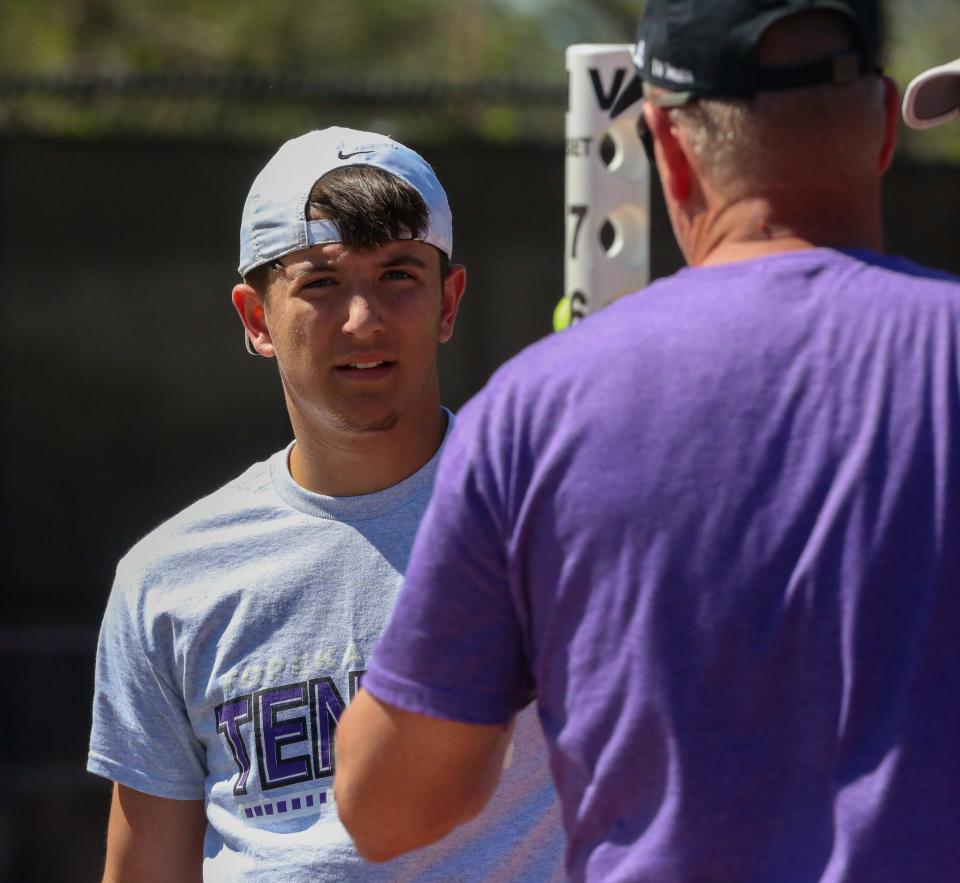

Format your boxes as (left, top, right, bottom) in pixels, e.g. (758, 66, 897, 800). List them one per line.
(364, 248, 960, 882)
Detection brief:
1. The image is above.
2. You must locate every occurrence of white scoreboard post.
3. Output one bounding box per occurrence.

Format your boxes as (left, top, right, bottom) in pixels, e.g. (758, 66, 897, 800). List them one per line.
(555, 44, 650, 331)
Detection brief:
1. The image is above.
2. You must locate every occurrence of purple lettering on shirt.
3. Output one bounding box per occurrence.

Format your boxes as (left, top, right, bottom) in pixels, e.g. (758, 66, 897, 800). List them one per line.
(348, 669, 365, 700)
(215, 696, 253, 796)
(309, 676, 346, 776)
(254, 683, 313, 791)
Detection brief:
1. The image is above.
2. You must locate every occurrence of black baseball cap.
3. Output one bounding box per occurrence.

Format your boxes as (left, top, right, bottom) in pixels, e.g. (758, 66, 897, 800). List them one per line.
(634, 0, 883, 104)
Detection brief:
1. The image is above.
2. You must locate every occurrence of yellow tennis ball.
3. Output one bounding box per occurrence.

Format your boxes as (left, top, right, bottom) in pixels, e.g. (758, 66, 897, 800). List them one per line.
(553, 296, 572, 332)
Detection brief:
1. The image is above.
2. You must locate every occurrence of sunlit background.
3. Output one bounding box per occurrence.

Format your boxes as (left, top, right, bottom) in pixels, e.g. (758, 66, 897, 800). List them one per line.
(1, 2, 957, 879)
(0, 0, 958, 158)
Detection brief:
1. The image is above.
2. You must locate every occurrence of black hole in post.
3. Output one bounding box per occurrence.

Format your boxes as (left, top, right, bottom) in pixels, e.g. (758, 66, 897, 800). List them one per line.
(599, 134, 616, 168)
(570, 290, 588, 321)
(599, 220, 616, 252)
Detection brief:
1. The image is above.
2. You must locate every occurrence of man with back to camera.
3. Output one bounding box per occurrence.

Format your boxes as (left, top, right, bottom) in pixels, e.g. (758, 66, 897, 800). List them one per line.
(335, 2, 960, 880)
(86, 127, 565, 881)
(902, 53, 960, 129)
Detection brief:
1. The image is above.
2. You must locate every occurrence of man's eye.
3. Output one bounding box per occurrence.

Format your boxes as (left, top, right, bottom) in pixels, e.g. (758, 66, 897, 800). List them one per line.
(303, 277, 336, 288)
(383, 270, 414, 280)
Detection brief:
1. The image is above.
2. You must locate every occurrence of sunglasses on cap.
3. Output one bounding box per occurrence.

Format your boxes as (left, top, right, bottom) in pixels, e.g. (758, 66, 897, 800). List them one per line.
(609, 74, 656, 168)
(636, 109, 655, 166)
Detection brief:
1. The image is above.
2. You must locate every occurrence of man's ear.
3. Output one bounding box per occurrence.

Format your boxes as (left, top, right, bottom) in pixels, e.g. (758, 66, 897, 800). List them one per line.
(231, 283, 275, 358)
(644, 100, 693, 203)
(438, 264, 467, 344)
(878, 74, 899, 176)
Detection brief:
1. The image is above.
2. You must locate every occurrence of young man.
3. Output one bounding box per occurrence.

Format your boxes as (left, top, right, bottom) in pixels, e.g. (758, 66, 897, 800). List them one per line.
(336, 3, 960, 881)
(87, 127, 564, 881)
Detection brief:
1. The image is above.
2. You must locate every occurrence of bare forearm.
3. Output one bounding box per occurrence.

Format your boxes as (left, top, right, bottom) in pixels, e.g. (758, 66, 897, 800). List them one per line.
(335, 689, 512, 862)
(103, 855, 203, 883)
(338, 746, 505, 861)
(102, 783, 205, 882)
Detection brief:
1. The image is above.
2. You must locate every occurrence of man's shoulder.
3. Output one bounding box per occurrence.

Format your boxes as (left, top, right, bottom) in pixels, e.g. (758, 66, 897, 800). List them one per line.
(863, 251, 960, 293)
(463, 248, 960, 424)
(116, 453, 283, 585)
(807, 249, 960, 317)
(653, 247, 960, 289)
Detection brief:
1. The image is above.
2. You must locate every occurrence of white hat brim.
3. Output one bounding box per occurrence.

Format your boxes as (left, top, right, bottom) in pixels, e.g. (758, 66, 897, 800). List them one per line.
(902, 57, 960, 130)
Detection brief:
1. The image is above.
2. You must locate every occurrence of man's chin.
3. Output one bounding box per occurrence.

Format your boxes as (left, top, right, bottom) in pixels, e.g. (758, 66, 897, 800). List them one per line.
(332, 409, 400, 434)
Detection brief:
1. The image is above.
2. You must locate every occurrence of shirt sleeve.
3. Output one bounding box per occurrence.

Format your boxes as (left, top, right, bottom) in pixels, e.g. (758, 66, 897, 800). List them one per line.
(87, 561, 207, 800)
(364, 387, 533, 725)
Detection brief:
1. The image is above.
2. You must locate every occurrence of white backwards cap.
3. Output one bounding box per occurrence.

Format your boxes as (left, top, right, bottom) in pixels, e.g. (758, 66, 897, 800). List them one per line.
(238, 127, 453, 276)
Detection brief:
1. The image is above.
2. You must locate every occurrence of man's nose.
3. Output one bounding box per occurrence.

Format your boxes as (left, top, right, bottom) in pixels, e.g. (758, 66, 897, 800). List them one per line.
(342, 291, 386, 338)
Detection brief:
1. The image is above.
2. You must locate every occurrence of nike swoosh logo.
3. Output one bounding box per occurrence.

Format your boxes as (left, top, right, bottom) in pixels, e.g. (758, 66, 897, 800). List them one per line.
(337, 149, 376, 160)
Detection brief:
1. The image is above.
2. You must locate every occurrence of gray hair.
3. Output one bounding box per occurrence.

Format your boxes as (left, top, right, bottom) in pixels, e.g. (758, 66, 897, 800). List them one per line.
(643, 10, 888, 198)
(649, 80, 886, 196)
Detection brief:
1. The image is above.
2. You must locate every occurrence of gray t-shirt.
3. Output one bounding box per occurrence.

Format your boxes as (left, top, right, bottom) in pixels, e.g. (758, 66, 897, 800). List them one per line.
(88, 423, 564, 881)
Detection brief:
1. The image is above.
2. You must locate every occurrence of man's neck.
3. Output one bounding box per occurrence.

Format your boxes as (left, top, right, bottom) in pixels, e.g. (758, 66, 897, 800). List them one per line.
(287, 403, 448, 497)
(685, 187, 884, 267)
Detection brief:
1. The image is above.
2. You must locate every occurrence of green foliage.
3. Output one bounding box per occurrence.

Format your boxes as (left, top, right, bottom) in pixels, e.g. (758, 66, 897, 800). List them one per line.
(0, 0, 957, 160)
(886, 0, 960, 164)
(0, 0, 627, 78)
(0, 0, 622, 142)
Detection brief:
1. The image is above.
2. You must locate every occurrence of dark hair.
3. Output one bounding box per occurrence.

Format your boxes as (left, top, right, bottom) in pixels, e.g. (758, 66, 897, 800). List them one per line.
(307, 164, 427, 244)
(244, 164, 449, 295)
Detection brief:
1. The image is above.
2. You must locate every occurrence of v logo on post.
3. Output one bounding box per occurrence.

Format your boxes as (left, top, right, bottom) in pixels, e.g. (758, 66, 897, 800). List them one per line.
(589, 67, 627, 112)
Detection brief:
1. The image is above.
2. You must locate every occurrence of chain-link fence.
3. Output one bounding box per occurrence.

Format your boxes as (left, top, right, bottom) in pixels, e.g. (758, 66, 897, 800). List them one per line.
(0, 71, 567, 144)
